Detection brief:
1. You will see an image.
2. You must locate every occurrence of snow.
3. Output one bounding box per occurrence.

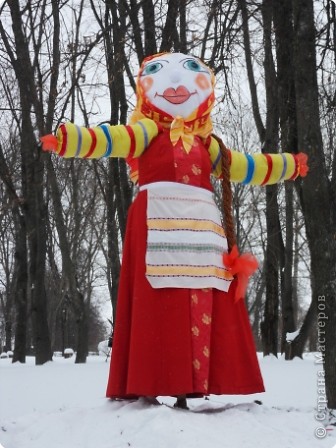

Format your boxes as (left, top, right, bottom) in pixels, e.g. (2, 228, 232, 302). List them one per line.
(64, 348, 75, 355)
(286, 330, 300, 342)
(0, 353, 334, 448)
(97, 340, 110, 356)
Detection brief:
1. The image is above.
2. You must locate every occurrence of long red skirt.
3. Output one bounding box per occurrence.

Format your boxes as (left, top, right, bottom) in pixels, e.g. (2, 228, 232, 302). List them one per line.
(106, 190, 265, 398)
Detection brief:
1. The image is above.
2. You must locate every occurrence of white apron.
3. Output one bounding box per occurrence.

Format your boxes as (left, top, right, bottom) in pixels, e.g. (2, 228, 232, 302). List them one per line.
(140, 182, 234, 291)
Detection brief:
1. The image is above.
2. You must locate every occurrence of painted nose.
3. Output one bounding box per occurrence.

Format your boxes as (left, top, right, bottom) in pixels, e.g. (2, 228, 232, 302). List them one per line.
(170, 70, 182, 83)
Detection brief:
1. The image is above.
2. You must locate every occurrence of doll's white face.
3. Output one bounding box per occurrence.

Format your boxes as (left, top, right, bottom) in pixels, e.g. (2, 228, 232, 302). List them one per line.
(139, 53, 213, 119)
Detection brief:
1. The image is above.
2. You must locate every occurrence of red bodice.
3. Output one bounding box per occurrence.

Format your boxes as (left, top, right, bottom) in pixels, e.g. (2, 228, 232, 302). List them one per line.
(138, 131, 213, 191)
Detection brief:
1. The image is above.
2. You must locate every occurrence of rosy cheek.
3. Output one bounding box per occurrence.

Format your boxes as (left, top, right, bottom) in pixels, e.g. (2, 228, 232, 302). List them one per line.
(195, 73, 211, 90)
(140, 77, 154, 92)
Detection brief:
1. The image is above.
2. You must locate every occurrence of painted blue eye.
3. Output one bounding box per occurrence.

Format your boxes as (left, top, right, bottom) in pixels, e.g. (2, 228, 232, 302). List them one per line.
(183, 59, 203, 72)
(141, 62, 163, 76)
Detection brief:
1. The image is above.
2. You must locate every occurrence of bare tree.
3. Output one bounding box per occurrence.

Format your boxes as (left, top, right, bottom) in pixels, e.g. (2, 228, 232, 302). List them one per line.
(0, 186, 15, 353)
(291, 0, 336, 409)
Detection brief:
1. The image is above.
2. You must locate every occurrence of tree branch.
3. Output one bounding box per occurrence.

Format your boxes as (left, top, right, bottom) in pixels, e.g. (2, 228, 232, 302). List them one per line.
(238, 0, 266, 142)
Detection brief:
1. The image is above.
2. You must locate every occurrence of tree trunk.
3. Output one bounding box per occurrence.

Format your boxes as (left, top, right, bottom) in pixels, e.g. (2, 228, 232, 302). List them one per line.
(74, 292, 89, 363)
(142, 0, 157, 55)
(260, 186, 280, 356)
(101, 0, 134, 321)
(2, 0, 53, 365)
(292, 215, 300, 324)
(239, 0, 283, 356)
(4, 312, 12, 352)
(1, 260, 14, 353)
(285, 299, 317, 359)
(106, 160, 122, 325)
(250, 272, 266, 351)
(46, 158, 89, 363)
(159, 0, 180, 52)
(281, 183, 296, 357)
(25, 139, 52, 365)
(106, 0, 133, 237)
(273, 0, 299, 357)
(179, 0, 187, 53)
(12, 213, 28, 363)
(0, 143, 28, 362)
(238, 0, 266, 142)
(292, 0, 336, 408)
(260, 0, 281, 357)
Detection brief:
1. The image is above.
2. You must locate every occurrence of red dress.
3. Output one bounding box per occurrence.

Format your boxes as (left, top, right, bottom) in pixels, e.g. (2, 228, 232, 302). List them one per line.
(106, 131, 265, 398)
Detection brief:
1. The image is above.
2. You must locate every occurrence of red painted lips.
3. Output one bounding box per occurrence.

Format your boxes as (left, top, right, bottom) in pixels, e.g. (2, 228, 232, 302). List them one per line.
(160, 86, 195, 104)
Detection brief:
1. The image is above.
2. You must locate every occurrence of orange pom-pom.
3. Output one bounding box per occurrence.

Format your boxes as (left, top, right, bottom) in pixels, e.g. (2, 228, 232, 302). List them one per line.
(296, 152, 309, 177)
(40, 134, 58, 152)
(223, 245, 258, 302)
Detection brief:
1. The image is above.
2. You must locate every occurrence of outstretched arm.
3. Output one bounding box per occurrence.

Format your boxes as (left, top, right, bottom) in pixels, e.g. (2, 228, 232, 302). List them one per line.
(208, 137, 308, 184)
(41, 118, 161, 159)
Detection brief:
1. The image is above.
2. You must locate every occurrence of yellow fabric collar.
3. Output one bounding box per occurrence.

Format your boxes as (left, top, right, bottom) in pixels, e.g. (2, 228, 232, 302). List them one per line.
(130, 94, 215, 153)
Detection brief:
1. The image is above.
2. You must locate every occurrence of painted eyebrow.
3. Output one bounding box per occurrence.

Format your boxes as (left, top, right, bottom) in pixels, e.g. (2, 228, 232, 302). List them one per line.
(179, 56, 204, 65)
(143, 59, 169, 67)
(179, 57, 197, 63)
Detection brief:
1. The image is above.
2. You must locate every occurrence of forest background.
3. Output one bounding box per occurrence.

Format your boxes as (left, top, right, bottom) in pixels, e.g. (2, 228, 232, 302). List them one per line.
(0, 0, 335, 409)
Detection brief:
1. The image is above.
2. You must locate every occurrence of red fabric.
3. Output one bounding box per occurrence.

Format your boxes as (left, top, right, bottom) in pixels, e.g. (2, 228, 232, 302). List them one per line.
(106, 136, 265, 398)
(84, 128, 97, 158)
(190, 288, 213, 394)
(125, 125, 136, 158)
(138, 131, 213, 191)
(261, 153, 273, 185)
(59, 124, 68, 157)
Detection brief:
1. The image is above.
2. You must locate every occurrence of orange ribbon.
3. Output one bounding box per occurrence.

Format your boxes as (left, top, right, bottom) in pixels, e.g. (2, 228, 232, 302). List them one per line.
(223, 245, 259, 302)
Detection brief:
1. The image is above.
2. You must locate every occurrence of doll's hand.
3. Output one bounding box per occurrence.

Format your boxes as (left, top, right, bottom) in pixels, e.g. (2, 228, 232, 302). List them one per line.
(296, 152, 309, 177)
(40, 134, 58, 152)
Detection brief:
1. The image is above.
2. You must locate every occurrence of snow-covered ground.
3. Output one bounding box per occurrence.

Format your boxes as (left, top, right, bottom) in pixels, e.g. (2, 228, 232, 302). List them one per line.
(0, 353, 334, 448)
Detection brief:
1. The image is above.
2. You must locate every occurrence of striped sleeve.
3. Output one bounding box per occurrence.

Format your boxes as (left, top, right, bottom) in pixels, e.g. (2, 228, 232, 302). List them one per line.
(208, 137, 301, 185)
(54, 118, 160, 159)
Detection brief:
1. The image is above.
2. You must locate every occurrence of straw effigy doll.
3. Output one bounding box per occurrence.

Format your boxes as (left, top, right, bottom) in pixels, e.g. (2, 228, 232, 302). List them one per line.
(41, 52, 308, 409)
